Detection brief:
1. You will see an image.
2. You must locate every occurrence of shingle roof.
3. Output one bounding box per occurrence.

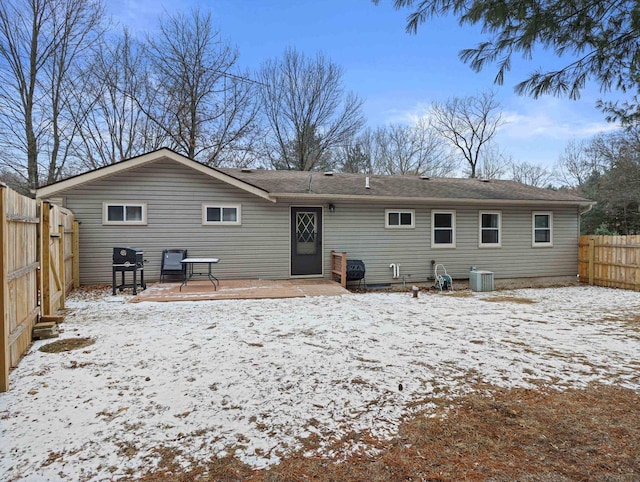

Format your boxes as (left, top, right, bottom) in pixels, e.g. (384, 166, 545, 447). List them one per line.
(35, 148, 590, 205)
(217, 168, 590, 204)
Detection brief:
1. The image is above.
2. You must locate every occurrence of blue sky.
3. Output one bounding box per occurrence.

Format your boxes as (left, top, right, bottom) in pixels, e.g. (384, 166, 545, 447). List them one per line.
(108, 0, 621, 169)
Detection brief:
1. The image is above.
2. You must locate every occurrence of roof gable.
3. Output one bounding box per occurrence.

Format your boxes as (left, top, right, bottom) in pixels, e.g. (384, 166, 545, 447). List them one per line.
(36, 148, 274, 202)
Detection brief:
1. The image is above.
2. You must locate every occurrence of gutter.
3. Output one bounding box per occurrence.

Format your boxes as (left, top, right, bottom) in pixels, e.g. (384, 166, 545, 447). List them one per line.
(269, 192, 593, 207)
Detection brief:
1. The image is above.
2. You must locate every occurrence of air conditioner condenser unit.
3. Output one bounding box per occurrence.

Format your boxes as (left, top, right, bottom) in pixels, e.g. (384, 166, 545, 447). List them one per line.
(469, 270, 494, 292)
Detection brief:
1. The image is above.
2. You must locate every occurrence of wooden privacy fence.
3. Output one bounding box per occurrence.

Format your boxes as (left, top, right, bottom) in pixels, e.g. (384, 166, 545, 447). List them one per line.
(1, 185, 39, 392)
(1, 185, 78, 392)
(578, 235, 640, 291)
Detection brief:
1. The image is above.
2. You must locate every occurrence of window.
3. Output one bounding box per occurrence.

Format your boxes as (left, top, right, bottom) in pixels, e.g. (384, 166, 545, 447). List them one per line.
(431, 210, 456, 248)
(532, 212, 553, 246)
(479, 211, 502, 247)
(202, 204, 241, 225)
(385, 209, 415, 229)
(103, 202, 147, 225)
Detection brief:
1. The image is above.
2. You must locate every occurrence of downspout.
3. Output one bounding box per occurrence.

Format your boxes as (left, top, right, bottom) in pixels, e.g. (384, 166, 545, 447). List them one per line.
(579, 204, 594, 216)
(578, 203, 594, 236)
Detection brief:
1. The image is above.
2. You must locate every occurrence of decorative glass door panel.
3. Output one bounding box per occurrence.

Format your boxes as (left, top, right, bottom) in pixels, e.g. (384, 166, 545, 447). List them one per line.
(291, 207, 323, 276)
(296, 211, 317, 255)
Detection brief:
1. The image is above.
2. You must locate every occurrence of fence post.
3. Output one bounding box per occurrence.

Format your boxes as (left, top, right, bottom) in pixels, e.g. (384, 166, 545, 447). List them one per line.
(73, 220, 80, 289)
(41, 201, 51, 316)
(58, 224, 65, 309)
(588, 237, 595, 286)
(0, 184, 9, 392)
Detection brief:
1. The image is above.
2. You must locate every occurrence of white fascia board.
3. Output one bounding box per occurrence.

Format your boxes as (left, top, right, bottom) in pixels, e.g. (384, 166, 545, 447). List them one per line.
(36, 148, 275, 202)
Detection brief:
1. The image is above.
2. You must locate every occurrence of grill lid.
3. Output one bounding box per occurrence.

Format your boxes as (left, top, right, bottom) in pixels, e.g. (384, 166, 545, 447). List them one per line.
(113, 247, 144, 267)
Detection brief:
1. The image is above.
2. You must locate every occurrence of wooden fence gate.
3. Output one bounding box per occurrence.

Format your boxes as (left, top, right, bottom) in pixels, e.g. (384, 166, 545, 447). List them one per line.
(1, 185, 78, 392)
(41, 201, 79, 317)
(578, 235, 640, 291)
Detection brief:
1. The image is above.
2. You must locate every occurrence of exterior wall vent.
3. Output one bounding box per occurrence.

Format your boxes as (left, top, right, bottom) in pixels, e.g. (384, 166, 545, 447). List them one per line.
(469, 270, 494, 292)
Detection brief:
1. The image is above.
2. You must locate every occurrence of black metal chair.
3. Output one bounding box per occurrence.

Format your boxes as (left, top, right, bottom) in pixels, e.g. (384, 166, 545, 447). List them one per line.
(160, 249, 188, 283)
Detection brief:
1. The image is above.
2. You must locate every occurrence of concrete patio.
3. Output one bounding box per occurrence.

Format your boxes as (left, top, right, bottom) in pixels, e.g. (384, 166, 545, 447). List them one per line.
(128, 278, 350, 302)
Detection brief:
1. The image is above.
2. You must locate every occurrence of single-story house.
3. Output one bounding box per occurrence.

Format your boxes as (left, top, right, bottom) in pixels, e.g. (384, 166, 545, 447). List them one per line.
(36, 148, 592, 286)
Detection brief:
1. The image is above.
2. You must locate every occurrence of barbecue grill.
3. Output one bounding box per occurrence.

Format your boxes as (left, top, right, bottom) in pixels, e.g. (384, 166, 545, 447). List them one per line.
(346, 259, 366, 289)
(112, 247, 146, 295)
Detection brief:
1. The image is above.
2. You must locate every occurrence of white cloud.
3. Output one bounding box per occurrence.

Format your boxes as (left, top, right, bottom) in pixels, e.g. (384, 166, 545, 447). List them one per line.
(379, 105, 430, 126)
(499, 100, 618, 141)
(384, 95, 616, 138)
(378, 94, 620, 167)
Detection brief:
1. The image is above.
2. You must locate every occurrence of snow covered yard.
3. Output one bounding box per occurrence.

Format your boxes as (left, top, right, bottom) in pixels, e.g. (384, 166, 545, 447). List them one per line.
(1, 285, 639, 480)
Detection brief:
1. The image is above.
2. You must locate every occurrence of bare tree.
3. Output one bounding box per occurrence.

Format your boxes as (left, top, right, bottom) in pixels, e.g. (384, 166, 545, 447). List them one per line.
(0, 0, 52, 191)
(338, 143, 371, 173)
(429, 91, 503, 178)
(554, 139, 598, 187)
(71, 29, 166, 169)
(476, 143, 509, 179)
(510, 160, 553, 187)
(258, 47, 365, 171)
(337, 128, 376, 173)
(43, 0, 104, 182)
(373, 119, 456, 176)
(583, 131, 636, 178)
(594, 129, 640, 234)
(374, 124, 414, 175)
(141, 9, 260, 165)
(0, 167, 30, 195)
(0, 0, 104, 191)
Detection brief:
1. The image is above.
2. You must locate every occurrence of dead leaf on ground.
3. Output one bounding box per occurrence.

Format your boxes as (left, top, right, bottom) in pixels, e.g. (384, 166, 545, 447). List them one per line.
(39, 337, 95, 353)
(483, 296, 537, 305)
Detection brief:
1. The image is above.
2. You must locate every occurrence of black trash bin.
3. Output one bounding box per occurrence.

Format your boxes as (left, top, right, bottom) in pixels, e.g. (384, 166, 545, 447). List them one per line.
(346, 259, 366, 289)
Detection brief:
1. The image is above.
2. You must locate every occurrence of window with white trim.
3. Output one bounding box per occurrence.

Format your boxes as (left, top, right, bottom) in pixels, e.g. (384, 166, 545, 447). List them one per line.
(431, 210, 456, 248)
(385, 209, 415, 228)
(532, 212, 553, 246)
(202, 204, 241, 225)
(103, 202, 147, 225)
(479, 211, 502, 247)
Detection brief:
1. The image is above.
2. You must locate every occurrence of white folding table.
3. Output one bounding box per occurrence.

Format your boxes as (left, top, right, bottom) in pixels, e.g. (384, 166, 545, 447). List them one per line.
(180, 258, 220, 291)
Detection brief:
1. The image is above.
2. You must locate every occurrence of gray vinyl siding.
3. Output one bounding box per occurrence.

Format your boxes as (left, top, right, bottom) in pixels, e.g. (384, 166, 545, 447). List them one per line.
(322, 201, 579, 285)
(60, 159, 290, 284)
(57, 158, 579, 285)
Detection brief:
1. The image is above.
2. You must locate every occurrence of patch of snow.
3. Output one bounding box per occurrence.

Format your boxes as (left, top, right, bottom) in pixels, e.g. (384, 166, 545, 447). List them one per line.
(1, 286, 639, 480)
(105, 296, 127, 303)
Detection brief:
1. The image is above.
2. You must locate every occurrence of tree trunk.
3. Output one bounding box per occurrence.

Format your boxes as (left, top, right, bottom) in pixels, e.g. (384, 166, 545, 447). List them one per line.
(26, 4, 40, 192)
(25, 111, 38, 193)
